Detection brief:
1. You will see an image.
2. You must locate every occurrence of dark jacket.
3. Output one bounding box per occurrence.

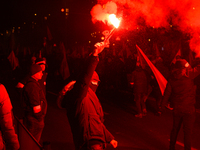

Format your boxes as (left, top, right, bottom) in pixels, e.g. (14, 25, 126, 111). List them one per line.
(23, 77, 47, 121)
(0, 84, 20, 150)
(131, 67, 148, 94)
(62, 55, 114, 150)
(161, 66, 200, 113)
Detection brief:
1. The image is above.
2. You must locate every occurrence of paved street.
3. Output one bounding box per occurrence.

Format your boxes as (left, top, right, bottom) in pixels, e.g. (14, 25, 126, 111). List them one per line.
(39, 89, 200, 150)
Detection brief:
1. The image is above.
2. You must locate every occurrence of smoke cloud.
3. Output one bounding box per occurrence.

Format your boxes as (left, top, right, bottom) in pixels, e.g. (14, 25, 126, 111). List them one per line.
(91, 0, 200, 57)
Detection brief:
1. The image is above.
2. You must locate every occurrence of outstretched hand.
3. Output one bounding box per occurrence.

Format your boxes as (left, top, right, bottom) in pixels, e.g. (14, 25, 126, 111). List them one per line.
(110, 139, 118, 148)
(93, 41, 108, 56)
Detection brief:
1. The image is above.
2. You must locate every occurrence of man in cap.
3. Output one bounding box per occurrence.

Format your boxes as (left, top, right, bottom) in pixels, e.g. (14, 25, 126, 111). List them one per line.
(23, 64, 47, 142)
(35, 58, 47, 97)
(160, 59, 200, 150)
(57, 42, 118, 150)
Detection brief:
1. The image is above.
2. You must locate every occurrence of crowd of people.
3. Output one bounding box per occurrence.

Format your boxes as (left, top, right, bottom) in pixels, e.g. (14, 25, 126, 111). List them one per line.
(0, 35, 200, 150)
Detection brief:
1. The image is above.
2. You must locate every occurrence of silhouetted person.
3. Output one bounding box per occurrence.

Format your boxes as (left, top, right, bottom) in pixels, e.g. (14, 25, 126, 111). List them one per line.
(23, 64, 47, 142)
(160, 59, 200, 150)
(57, 42, 118, 150)
(0, 83, 20, 149)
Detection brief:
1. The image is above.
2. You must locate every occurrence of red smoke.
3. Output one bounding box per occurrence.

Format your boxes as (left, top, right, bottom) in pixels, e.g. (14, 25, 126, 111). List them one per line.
(91, 0, 200, 57)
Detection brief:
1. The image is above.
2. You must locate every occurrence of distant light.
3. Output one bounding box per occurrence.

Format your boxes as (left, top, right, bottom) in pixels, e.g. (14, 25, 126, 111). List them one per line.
(6, 30, 8, 34)
(152, 26, 154, 28)
(66, 8, 69, 12)
(0, 33, 3, 36)
(148, 39, 151, 42)
(94, 32, 96, 34)
(65, 13, 68, 16)
(162, 47, 164, 51)
(98, 31, 100, 33)
(34, 13, 37, 16)
(137, 27, 139, 30)
(48, 14, 51, 16)
(12, 29, 14, 33)
(32, 21, 34, 24)
(170, 25, 173, 27)
(94, 36, 96, 38)
(44, 17, 47, 20)
(89, 41, 91, 43)
(193, 7, 195, 10)
(35, 22, 36, 25)
(113, 43, 115, 46)
(61, 8, 64, 12)
(127, 39, 129, 42)
(53, 44, 57, 47)
(101, 37, 105, 40)
(18, 27, 20, 29)
(24, 22, 26, 24)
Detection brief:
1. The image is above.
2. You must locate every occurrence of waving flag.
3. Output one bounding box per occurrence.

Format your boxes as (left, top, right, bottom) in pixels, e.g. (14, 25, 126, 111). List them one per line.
(7, 51, 19, 70)
(136, 45, 167, 95)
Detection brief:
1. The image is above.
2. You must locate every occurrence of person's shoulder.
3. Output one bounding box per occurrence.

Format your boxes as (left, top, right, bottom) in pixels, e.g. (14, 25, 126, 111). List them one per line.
(0, 84, 7, 93)
(25, 78, 39, 89)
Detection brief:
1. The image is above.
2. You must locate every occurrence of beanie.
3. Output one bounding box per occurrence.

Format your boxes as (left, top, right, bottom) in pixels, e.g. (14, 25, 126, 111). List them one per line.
(174, 59, 189, 69)
(30, 64, 42, 76)
(35, 58, 46, 65)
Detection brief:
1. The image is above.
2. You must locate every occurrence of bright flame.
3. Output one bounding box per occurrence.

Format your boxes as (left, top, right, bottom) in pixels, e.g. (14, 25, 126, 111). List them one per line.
(108, 14, 120, 28)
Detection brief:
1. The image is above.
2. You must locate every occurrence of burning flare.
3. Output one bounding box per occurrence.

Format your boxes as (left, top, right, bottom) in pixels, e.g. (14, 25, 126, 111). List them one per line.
(108, 14, 120, 28)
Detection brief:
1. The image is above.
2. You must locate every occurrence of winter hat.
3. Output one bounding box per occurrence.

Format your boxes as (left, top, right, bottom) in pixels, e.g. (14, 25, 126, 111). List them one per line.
(174, 59, 189, 69)
(30, 64, 42, 76)
(35, 58, 46, 65)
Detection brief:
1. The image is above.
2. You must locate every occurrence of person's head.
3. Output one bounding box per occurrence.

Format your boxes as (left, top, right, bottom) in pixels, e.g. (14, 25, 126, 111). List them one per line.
(30, 64, 43, 81)
(31, 56, 36, 64)
(173, 59, 189, 77)
(136, 61, 140, 67)
(89, 71, 100, 93)
(35, 58, 46, 71)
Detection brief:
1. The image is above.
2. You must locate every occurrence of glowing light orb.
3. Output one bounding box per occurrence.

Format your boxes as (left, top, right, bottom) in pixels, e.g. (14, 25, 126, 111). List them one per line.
(101, 37, 105, 40)
(108, 14, 120, 28)
(61, 8, 64, 12)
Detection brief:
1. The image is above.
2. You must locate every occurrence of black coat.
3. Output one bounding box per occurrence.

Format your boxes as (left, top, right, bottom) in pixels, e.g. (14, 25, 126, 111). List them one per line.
(62, 55, 114, 150)
(23, 77, 47, 121)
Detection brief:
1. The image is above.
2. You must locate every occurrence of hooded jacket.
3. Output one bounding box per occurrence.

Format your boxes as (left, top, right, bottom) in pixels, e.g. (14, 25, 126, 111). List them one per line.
(0, 84, 20, 149)
(62, 55, 114, 150)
